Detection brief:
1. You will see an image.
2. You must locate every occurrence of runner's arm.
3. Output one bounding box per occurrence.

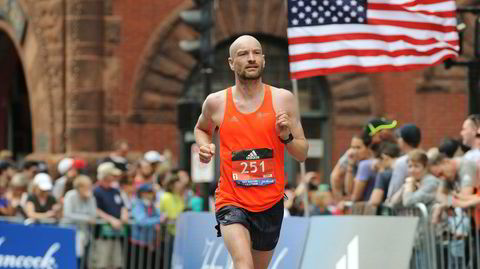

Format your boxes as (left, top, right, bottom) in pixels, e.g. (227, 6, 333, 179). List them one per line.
(194, 95, 216, 147)
(281, 91, 308, 162)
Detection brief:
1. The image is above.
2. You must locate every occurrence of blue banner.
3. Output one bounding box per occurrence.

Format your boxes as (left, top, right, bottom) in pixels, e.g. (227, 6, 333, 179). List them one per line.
(172, 212, 309, 269)
(0, 222, 77, 269)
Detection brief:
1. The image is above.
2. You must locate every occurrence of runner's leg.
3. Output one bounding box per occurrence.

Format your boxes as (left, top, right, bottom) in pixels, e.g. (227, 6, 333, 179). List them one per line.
(221, 223, 254, 269)
(251, 249, 274, 269)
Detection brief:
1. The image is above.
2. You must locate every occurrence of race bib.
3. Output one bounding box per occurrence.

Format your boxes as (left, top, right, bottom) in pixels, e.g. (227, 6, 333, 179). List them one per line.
(232, 148, 275, 187)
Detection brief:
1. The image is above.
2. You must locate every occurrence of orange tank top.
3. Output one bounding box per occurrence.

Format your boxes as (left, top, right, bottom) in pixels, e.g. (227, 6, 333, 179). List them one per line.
(215, 84, 285, 212)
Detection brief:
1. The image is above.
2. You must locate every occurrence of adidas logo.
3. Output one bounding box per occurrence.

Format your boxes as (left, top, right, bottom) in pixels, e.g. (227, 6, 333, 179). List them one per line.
(246, 150, 260, 160)
(230, 116, 239, 122)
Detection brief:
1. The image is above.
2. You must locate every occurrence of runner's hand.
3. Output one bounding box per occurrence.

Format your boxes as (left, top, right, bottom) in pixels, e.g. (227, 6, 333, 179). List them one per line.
(276, 111, 291, 139)
(199, 143, 216, 163)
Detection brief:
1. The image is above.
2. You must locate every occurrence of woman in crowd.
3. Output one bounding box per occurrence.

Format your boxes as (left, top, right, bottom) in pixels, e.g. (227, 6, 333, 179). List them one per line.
(24, 173, 61, 221)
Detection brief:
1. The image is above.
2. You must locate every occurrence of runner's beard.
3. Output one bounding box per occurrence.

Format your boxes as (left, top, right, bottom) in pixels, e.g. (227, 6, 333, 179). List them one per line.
(238, 65, 264, 81)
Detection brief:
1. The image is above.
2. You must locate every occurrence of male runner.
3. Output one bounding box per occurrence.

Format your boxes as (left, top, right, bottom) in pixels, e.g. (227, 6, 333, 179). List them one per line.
(194, 35, 308, 269)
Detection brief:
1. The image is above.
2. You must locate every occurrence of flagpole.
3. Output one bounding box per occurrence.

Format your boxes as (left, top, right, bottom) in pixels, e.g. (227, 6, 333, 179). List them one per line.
(291, 79, 309, 217)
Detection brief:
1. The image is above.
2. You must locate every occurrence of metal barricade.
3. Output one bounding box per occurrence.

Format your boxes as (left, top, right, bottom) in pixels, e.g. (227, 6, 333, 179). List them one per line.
(430, 206, 478, 269)
(0, 216, 174, 269)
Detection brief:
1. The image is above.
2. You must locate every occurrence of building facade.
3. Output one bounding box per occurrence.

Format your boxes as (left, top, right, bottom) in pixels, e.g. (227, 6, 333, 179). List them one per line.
(0, 0, 476, 179)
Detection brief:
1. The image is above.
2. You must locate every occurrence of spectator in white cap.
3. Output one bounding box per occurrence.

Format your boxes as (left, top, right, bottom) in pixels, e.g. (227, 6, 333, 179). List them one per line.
(91, 162, 128, 269)
(53, 157, 79, 200)
(144, 150, 165, 170)
(25, 173, 61, 221)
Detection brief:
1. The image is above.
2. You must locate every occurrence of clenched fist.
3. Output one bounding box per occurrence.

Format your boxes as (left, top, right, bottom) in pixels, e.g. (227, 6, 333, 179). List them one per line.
(199, 143, 216, 163)
(275, 111, 292, 139)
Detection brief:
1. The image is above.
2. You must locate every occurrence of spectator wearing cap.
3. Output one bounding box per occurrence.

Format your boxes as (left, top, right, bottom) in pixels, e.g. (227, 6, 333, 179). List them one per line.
(385, 124, 422, 202)
(144, 150, 165, 170)
(131, 183, 163, 268)
(99, 140, 130, 173)
(24, 173, 61, 221)
(369, 142, 401, 206)
(53, 158, 80, 200)
(5, 173, 28, 217)
(92, 162, 128, 269)
(331, 118, 396, 200)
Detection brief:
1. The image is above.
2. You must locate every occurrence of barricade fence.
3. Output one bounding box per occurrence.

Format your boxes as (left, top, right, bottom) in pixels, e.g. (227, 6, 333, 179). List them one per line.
(343, 202, 480, 269)
(2, 204, 479, 269)
(0, 216, 174, 269)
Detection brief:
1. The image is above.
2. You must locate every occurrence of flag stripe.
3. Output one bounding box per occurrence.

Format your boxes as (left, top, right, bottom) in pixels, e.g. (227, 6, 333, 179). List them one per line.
(368, 3, 456, 18)
(368, 18, 456, 33)
(290, 50, 456, 72)
(290, 53, 455, 79)
(289, 47, 456, 62)
(367, 10, 456, 26)
(288, 34, 459, 47)
(289, 40, 457, 56)
(287, 24, 458, 41)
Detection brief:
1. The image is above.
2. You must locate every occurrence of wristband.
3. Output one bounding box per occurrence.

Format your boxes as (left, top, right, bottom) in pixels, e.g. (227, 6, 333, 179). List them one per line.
(279, 133, 294, 144)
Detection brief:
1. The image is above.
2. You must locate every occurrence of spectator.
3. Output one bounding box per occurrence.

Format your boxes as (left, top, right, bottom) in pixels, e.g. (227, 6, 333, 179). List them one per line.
(131, 183, 163, 269)
(460, 114, 480, 151)
(438, 137, 460, 158)
(158, 174, 185, 235)
(53, 157, 79, 200)
(350, 134, 376, 202)
(119, 176, 135, 212)
(157, 174, 186, 269)
(0, 176, 12, 216)
(331, 133, 374, 200)
(24, 173, 61, 221)
(389, 150, 439, 207)
(134, 160, 155, 188)
(144, 150, 165, 173)
(62, 175, 97, 269)
(311, 185, 335, 216)
(428, 149, 475, 204)
(331, 118, 397, 200)
(91, 162, 128, 269)
(0, 161, 16, 185)
(100, 140, 130, 172)
(21, 160, 38, 193)
(369, 142, 401, 206)
(386, 124, 422, 202)
(5, 173, 28, 217)
(0, 150, 13, 162)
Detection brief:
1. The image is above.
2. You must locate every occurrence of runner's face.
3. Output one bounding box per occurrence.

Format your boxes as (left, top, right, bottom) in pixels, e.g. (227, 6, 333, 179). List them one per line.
(229, 40, 265, 80)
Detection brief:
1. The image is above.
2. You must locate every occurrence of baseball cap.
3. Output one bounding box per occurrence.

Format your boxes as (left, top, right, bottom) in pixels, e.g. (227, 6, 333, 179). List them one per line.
(57, 158, 74, 175)
(97, 162, 122, 180)
(33, 173, 53, 191)
(144, 151, 165, 163)
(397, 124, 421, 148)
(364, 118, 397, 137)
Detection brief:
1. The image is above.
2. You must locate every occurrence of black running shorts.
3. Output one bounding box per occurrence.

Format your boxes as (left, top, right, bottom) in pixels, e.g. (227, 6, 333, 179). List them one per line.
(215, 198, 284, 251)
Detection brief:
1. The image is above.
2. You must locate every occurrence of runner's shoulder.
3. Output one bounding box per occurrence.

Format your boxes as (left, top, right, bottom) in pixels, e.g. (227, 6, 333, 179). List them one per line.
(269, 86, 295, 104)
(204, 90, 227, 112)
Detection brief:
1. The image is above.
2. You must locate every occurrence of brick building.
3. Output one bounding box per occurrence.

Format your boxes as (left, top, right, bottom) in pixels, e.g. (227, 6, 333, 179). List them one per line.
(0, 0, 477, 180)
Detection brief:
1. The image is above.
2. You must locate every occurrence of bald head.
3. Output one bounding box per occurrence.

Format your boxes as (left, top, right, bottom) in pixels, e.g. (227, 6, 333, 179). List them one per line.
(229, 35, 262, 58)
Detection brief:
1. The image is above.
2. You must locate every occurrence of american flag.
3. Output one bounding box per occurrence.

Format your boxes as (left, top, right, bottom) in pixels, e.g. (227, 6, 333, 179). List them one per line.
(287, 0, 459, 79)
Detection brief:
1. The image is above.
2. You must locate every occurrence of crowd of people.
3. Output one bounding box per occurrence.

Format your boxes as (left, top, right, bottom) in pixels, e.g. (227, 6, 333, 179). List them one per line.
(0, 141, 201, 269)
(283, 115, 480, 220)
